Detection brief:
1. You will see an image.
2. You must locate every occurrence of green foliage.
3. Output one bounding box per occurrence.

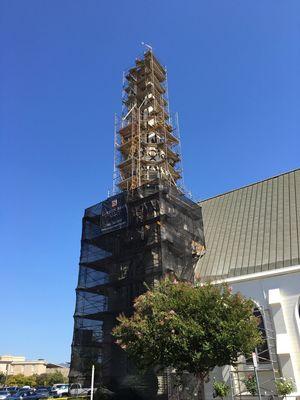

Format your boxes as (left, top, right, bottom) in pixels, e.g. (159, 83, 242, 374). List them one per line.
(213, 380, 231, 399)
(242, 374, 257, 396)
(113, 279, 262, 380)
(0, 372, 6, 385)
(6, 374, 37, 387)
(35, 371, 68, 386)
(5, 371, 67, 387)
(35, 373, 50, 386)
(275, 378, 295, 396)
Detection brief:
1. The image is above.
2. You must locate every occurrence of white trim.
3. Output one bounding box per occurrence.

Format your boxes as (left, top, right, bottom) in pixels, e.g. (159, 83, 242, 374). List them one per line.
(213, 265, 300, 284)
(268, 288, 281, 305)
(276, 333, 291, 354)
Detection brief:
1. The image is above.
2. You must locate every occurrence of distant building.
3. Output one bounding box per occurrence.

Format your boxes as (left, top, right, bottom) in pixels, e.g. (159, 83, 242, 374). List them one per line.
(0, 356, 47, 377)
(0, 355, 69, 378)
(46, 363, 70, 378)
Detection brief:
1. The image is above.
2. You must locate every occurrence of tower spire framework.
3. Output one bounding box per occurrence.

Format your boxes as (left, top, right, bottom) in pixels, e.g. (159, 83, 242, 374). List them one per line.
(113, 50, 183, 193)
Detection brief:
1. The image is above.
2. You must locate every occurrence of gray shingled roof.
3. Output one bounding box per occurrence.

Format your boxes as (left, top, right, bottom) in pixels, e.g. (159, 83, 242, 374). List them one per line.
(196, 169, 300, 279)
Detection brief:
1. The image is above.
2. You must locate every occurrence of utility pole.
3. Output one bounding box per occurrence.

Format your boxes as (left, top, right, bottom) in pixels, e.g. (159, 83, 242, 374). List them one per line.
(90, 365, 95, 400)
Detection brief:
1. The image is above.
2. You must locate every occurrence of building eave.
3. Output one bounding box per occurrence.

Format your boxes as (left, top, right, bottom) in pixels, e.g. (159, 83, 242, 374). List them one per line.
(213, 264, 300, 285)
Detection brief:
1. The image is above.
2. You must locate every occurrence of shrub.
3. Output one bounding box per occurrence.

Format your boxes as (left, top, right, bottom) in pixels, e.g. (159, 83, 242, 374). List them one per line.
(6, 374, 37, 387)
(242, 374, 257, 396)
(36, 371, 67, 386)
(275, 377, 295, 397)
(213, 380, 231, 399)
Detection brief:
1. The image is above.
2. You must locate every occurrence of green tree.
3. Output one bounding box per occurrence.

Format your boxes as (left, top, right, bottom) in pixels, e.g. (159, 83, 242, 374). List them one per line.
(35, 373, 49, 386)
(113, 279, 262, 397)
(0, 372, 6, 386)
(49, 371, 68, 385)
(5, 371, 67, 388)
(6, 374, 37, 387)
(36, 371, 68, 386)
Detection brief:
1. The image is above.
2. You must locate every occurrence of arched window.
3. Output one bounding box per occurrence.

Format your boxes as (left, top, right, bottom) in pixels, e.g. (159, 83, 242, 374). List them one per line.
(254, 308, 271, 363)
(246, 307, 271, 364)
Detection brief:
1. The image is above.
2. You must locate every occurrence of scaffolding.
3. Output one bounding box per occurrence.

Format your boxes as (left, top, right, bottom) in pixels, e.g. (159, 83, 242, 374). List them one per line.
(229, 306, 280, 400)
(162, 306, 281, 400)
(69, 49, 205, 396)
(69, 181, 205, 390)
(113, 50, 183, 193)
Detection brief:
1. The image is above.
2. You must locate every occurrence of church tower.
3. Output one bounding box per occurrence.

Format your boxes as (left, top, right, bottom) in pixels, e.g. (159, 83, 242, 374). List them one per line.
(69, 49, 205, 395)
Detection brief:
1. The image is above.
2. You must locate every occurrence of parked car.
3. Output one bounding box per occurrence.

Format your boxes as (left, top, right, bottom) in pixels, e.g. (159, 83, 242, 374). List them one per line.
(0, 390, 10, 400)
(7, 389, 29, 399)
(8, 390, 40, 400)
(34, 389, 49, 399)
(1, 389, 18, 396)
(69, 383, 95, 397)
(35, 388, 51, 394)
(7, 389, 19, 395)
(50, 385, 68, 398)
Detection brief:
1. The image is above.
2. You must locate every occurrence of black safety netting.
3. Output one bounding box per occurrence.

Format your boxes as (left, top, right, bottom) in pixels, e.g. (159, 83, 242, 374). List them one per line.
(70, 181, 205, 396)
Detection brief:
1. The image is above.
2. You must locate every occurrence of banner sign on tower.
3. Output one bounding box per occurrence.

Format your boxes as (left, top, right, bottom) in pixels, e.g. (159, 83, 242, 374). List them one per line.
(99, 193, 128, 234)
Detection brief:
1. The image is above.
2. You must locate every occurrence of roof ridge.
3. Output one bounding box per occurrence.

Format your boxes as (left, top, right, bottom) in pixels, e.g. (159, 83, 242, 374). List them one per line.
(199, 167, 300, 203)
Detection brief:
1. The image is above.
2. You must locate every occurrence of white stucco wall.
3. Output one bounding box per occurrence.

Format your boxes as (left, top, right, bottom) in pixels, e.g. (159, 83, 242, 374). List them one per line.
(223, 266, 300, 396)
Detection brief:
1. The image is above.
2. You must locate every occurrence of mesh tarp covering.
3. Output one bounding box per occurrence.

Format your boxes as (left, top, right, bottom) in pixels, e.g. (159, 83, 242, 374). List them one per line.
(70, 181, 205, 392)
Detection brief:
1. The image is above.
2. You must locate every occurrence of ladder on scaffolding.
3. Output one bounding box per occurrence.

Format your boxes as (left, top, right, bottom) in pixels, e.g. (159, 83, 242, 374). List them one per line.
(229, 306, 280, 400)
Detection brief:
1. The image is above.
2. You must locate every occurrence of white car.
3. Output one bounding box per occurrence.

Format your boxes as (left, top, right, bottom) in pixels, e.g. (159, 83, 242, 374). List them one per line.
(69, 384, 95, 397)
(50, 384, 69, 398)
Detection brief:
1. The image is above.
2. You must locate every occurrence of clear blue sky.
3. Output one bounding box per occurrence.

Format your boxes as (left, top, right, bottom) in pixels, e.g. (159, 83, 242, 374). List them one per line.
(1, 0, 299, 364)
